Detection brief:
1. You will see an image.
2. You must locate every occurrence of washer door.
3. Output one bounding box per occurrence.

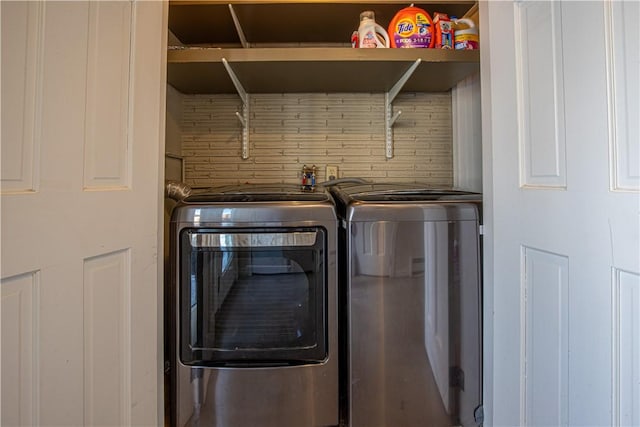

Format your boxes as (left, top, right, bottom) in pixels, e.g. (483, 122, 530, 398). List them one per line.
(179, 227, 327, 366)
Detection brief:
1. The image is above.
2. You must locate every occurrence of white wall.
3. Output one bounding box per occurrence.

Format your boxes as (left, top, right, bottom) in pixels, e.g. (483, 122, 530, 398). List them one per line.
(452, 72, 482, 192)
(166, 85, 183, 156)
(165, 85, 184, 183)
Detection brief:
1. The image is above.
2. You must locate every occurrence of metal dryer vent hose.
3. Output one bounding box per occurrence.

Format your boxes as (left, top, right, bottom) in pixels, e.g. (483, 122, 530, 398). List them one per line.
(165, 180, 192, 201)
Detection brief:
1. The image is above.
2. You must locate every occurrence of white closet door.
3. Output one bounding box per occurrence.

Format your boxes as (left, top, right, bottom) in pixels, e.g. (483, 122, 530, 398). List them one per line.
(1, 1, 167, 425)
(482, 1, 639, 425)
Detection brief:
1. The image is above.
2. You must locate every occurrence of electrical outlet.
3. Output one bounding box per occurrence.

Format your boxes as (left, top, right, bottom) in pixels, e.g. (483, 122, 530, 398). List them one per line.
(326, 165, 338, 180)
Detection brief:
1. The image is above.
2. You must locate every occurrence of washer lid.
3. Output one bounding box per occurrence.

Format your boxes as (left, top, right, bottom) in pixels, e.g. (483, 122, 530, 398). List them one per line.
(182, 183, 331, 203)
(331, 183, 481, 202)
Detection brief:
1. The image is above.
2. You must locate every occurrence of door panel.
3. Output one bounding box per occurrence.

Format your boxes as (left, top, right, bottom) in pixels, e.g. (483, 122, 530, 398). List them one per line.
(606, 1, 639, 192)
(613, 269, 640, 427)
(1, 272, 38, 426)
(83, 250, 131, 426)
(84, 2, 132, 189)
(522, 247, 569, 426)
(0, 1, 42, 193)
(515, 1, 567, 188)
(482, 1, 639, 425)
(1, 1, 167, 425)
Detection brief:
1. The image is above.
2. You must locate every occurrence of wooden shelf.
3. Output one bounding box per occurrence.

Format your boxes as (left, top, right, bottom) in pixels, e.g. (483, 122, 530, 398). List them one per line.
(166, 1, 480, 94)
(167, 47, 479, 93)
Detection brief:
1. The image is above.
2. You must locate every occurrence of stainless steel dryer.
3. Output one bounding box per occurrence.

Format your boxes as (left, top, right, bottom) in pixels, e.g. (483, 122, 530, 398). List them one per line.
(329, 183, 483, 427)
(169, 184, 339, 427)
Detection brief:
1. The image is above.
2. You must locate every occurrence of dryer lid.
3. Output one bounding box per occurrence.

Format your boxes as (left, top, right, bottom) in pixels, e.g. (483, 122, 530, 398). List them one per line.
(183, 183, 331, 203)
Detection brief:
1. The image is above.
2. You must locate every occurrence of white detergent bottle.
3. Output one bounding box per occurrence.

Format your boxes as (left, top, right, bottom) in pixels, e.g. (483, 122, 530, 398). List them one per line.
(453, 18, 479, 50)
(358, 11, 390, 48)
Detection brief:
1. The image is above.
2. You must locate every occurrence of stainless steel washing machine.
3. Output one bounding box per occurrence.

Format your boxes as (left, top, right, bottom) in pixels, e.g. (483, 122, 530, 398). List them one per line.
(169, 184, 339, 427)
(329, 183, 483, 427)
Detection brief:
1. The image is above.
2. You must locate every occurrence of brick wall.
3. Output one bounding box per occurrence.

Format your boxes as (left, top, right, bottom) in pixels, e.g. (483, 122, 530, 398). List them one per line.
(181, 92, 453, 187)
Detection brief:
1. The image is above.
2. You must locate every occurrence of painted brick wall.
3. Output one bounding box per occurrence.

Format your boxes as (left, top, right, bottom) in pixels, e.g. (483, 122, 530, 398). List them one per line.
(181, 92, 453, 187)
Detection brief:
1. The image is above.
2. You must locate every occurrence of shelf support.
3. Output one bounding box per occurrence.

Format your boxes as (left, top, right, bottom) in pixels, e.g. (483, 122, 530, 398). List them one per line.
(222, 58, 250, 159)
(228, 4, 249, 48)
(385, 58, 421, 159)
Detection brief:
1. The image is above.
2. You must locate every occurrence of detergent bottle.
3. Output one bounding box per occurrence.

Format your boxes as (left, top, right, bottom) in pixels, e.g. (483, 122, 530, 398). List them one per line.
(433, 12, 454, 49)
(453, 18, 479, 50)
(358, 11, 390, 48)
(388, 5, 434, 48)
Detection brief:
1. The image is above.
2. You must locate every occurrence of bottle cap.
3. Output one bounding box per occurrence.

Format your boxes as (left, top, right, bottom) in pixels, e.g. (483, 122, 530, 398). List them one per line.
(360, 10, 375, 21)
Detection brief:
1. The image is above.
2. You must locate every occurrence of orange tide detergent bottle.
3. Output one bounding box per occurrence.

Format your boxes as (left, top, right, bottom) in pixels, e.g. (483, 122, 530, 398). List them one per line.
(388, 5, 434, 48)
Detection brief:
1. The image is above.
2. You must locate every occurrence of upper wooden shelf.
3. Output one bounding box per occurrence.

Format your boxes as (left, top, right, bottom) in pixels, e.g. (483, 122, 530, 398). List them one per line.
(167, 1, 480, 94)
(168, 47, 479, 93)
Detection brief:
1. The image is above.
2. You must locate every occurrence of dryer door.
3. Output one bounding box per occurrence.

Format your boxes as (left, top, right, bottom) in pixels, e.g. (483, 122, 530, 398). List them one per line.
(179, 227, 328, 366)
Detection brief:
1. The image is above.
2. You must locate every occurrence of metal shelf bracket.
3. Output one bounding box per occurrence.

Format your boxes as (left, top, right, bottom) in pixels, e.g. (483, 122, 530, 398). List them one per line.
(222, 57, 250, 159)
(385, 59, 421, 159)
(228, 4, 249, 49)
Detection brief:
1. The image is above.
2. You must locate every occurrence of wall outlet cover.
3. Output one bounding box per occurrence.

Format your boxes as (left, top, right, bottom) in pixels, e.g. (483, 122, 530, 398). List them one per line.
(326, 165, 338, 180)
